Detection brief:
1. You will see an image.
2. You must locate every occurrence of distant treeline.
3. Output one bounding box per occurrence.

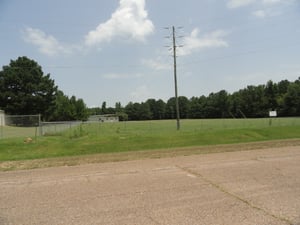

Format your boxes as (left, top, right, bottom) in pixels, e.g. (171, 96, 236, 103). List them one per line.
(2, 57, 298, 122)
(88, 78, 300, 121)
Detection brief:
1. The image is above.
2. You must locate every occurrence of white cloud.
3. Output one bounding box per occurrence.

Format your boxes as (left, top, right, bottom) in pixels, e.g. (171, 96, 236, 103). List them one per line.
(85, 0, 154, 47)
(24, 0, 155, 56)
(141, 58, 170, 70)
(22, 27, 71, 56)
(130, 85, 151, 102)
(227, 0, 295, 9)
(262, 0, 281, 4)
(227, 0, 296, 19)
(227, 0, 257, 9)
(252, 9, 267, 18)
(252, 8, 281, 18)
(178, 28, 229, 56)
(262, 0, 297, 6)
(102, 73, 143, 79)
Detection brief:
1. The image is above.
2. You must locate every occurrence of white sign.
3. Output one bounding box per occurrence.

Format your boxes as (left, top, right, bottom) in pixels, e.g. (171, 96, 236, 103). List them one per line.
(269, 111, 277, 117)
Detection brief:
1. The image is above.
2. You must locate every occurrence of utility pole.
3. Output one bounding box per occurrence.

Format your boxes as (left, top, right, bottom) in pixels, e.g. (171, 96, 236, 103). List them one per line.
(172, 26, 180, 130)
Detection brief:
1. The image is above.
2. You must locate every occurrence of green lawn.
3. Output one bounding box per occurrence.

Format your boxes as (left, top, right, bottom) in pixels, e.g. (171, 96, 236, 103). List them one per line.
(0, 118, 299, 161)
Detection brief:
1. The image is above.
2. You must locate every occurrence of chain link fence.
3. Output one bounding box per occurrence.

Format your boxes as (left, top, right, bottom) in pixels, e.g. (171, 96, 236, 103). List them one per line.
(40, 121, 82, 136)
(0, 115, 41, 139)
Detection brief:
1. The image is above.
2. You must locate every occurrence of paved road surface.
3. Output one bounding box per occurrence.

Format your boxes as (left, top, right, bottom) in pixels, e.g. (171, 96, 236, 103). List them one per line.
(0, 146, 300, 225)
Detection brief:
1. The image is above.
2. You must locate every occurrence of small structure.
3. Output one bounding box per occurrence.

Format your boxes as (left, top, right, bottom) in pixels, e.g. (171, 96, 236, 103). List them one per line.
(88, 114, 119, 123)
(0, 110, 5, 126)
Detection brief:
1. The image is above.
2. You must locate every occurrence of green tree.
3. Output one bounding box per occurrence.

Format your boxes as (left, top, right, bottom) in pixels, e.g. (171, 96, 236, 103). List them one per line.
(282, 79, 300, 116)
(139, 102, 152, 120)
(50, 91, 88, 121)
(115, 102, 122, 113)
(264, 80, 278, 111)
(166, 98, 176, 119)
(178, 96, 190, 119)
(0, 56, 57, 119)
(237, 85, 266, 117)
(73, 97, 88, 121)
(189, 97, 201, 119)
(115, 102, 128, 121)
(87, 107, 101, 115)
(146, 99, 166, 120)
(125, 102, 139, 120)
(155, 99, 167, 120)
(51, 91, 75, 121)
(166, 96, 190, 119)
(146, 99, 156, 120)
(277, 80, 290, 95)
(125, 102, 152, 121)
(101, 101, 107, 114)
(204, 91, 229, 118)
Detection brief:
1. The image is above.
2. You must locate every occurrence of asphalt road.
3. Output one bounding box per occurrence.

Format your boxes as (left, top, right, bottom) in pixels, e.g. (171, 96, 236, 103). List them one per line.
(0, 146, 300, 225)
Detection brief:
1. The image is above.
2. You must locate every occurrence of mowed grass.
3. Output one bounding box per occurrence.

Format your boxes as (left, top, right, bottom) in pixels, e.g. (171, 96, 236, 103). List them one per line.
(0, 118, 299, 162)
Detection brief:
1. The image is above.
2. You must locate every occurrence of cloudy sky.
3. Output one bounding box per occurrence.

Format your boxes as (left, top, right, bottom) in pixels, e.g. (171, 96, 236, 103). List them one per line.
(1, 0, 300, 107)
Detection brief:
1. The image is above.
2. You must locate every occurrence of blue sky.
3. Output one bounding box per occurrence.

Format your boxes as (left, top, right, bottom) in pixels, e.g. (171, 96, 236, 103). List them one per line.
(1, 0, 300, 107)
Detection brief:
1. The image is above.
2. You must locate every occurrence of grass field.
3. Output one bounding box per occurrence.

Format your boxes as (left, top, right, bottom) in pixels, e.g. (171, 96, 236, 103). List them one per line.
(0, 118, 299, 162)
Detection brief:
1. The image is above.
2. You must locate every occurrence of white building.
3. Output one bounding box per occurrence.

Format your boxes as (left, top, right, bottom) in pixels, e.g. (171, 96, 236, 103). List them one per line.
(0, 110, 5, 126)
(88, 114, 119, 123)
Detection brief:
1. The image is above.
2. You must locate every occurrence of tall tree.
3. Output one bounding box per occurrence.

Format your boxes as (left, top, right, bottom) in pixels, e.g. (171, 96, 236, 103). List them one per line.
(166, 96, 190, 119)
(115, 102, 122, 112)
(146, 99, 156, 120)
(238, 85, 266, 117)
(0, 56, 57, 119)
(282, 79, 300, 116)
(155, 99, 167, 120)
(125, 102, 139, 120)
(72, 97, 88, 121)
(50, 91, 75, 121)
(178, 96, 190, 119)
(166, 98, 176, 119)
(139, 102, 152, 120)
(50, 91, 88, 121)
(101, 101, 107, 114)
(146, 99, 166, 120)
(264, 80, 278, 111)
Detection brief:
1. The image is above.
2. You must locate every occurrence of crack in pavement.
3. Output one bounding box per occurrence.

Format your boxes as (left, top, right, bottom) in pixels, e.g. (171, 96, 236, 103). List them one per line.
(175, 165, 293, 225)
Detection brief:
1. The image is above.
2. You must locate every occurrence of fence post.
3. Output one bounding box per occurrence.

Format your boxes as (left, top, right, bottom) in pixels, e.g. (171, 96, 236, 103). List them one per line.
(38, 114, 42, 136)
(0, 118, 3, 139)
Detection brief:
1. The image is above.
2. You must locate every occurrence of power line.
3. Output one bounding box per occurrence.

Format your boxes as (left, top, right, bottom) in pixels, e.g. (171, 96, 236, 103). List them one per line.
(165, 26, 184, 130)
(172, 26, 180, 130)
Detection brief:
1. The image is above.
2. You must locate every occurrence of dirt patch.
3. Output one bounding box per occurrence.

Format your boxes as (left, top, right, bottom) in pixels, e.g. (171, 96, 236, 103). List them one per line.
(1, 139, 299, 171)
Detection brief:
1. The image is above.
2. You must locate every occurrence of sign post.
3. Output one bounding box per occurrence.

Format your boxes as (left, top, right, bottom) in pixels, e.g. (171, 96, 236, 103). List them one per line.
(269, 111, 277, 126)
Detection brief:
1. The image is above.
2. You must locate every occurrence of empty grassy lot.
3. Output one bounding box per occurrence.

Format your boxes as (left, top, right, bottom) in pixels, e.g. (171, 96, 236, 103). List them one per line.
(0, 118, 299, 162)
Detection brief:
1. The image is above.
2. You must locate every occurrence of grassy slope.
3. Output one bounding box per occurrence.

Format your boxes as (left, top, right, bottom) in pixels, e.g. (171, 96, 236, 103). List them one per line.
(0, 118, 299, 162)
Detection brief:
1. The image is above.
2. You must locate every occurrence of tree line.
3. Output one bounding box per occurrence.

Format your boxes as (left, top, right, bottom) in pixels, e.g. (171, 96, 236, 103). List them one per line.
(90, 78, 300, 121)
(1, 56, 299, 122)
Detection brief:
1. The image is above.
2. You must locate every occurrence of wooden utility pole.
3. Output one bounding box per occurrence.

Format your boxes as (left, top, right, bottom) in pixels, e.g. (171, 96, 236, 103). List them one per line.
(172, 26, 180, 130)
